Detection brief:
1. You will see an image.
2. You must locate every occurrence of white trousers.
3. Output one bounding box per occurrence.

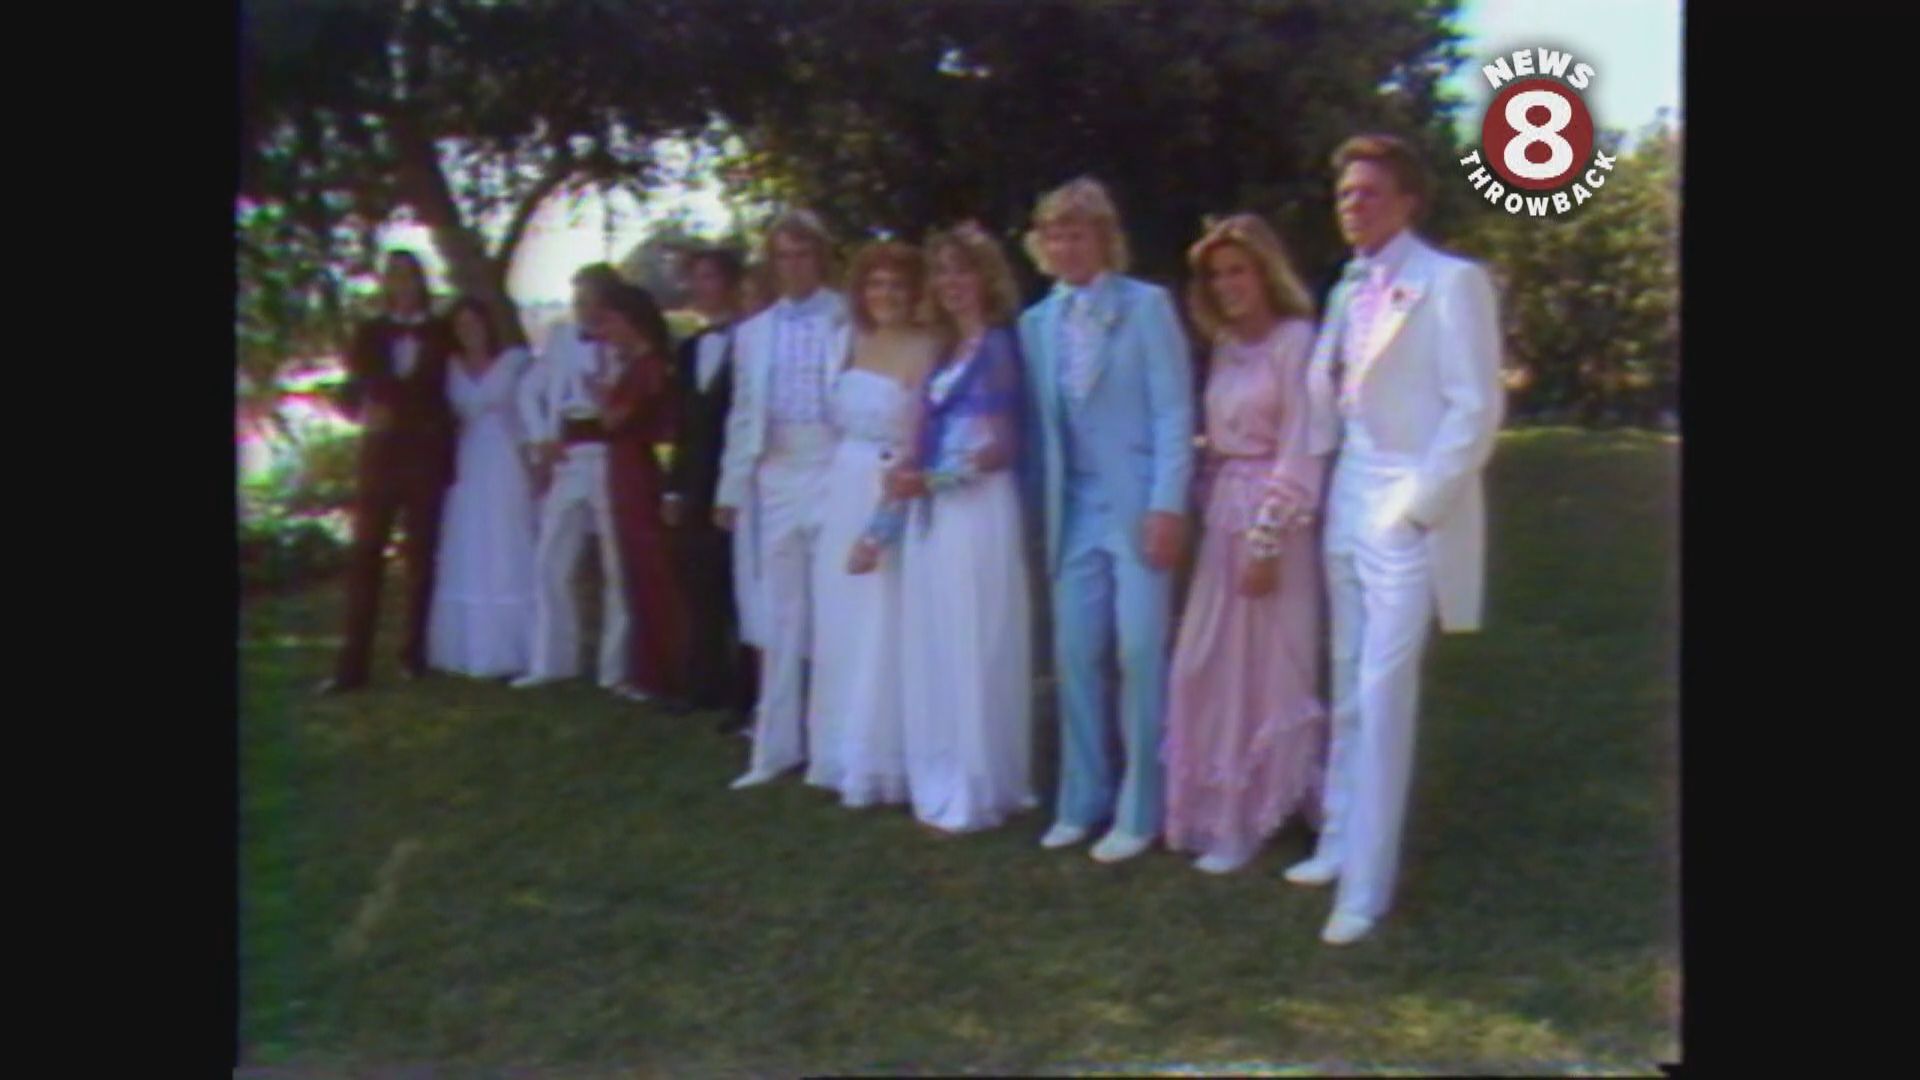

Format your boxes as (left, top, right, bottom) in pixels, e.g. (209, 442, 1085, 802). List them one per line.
(746, 434, 836, 775)
(1315, 450, 1436, 921)
(525, 446, 629, 687)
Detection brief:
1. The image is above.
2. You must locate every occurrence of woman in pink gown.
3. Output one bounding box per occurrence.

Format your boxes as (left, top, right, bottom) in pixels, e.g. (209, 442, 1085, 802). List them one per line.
(1161, 213, 1329, 874)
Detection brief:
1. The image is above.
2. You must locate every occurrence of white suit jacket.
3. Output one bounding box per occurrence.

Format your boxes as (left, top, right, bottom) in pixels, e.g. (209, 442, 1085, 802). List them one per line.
(714, 290, 851, 511)
(515, 319, 604, 446)
(1307, 233, 1505, 632)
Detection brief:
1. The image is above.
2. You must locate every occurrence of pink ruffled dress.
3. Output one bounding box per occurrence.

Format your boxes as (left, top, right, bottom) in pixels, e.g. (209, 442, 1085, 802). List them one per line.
(1161, 318, 1329, 860)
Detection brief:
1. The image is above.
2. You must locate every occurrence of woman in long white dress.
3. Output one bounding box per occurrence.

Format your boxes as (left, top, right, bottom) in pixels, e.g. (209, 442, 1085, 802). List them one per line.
(871, 224, 1036, 834)
(805, 243, 940, 807)
(426, 297, 537, 677)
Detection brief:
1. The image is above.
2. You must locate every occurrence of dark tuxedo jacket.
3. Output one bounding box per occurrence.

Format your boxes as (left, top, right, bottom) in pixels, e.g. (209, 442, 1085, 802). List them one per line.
(340, 314, 458, 494)
(665, 323, 737, 521)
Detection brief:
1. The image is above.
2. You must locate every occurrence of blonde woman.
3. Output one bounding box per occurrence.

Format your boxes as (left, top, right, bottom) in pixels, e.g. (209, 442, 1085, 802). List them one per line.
(1161, 213, 1327, 875)
(874, 223, 1035, 834)
(804, 241, 941, 807)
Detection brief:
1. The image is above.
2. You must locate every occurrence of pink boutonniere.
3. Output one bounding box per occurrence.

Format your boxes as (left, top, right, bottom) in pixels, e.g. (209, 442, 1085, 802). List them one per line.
(1388, 284, 1422, 311)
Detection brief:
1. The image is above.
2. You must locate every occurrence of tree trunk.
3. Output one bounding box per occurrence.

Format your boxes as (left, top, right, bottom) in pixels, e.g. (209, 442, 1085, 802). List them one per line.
(387, 107, 529, 348)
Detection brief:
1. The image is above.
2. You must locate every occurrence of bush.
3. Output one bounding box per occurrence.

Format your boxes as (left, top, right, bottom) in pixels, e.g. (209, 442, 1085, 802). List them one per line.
(241, 425, 360, 593)
(278, 426, 361, 516)
(1452, 123, 1679, 430)
(240, 510, 350, 594)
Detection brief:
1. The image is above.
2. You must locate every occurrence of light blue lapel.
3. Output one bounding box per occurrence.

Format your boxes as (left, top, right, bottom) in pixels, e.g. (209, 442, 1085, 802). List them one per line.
(1038, 288, 1070, 423)
(1080, 273, 1125, 399)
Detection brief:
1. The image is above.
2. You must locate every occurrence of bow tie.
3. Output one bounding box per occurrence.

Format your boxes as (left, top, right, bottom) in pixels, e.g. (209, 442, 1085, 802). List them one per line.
(1341, 258, 1373, 287)
(1060, 285, 1101, 318)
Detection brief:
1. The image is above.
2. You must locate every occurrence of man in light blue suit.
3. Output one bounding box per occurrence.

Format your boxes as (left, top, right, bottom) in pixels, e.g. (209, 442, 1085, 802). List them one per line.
(1017, 177, 1196, 863)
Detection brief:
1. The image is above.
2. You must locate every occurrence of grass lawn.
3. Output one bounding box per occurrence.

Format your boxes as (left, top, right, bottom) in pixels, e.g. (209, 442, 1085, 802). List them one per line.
(238, 427, 1679, 1076)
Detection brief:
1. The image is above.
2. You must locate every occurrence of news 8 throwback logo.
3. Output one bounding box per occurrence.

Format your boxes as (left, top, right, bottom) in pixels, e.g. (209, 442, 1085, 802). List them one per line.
(1458, 47, 1618, 217)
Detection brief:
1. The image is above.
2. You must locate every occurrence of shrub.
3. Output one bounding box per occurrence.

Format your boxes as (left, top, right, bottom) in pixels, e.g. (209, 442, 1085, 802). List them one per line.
(240, 510, 350, 594)
(240, 425, 360, 593)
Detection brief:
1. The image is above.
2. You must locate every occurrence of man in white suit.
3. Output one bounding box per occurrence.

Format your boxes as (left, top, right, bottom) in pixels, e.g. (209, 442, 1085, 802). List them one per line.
(1282, 135, 1505, 946)
(714, 210, 850, 788)
(512, 263, 633, 693)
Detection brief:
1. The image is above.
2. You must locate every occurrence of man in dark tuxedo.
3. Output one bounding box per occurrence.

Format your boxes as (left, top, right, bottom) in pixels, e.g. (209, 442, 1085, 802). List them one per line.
(662, 247, 757, 730)
(317, 250, 458, 694)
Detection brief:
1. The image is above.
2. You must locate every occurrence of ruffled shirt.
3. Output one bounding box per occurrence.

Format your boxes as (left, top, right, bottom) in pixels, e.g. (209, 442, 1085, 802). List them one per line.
(767, 290, 839, 426)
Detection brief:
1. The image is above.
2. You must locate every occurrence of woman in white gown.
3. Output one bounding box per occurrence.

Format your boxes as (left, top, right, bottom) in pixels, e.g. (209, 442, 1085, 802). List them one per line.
(869, 224, 1036, 834)
(427, 297, 537, 677)
(806, 243, 940, 807)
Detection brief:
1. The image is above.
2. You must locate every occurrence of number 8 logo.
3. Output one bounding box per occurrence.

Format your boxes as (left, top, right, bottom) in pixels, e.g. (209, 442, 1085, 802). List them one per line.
(1503, 90, 1575, 181)
(1483, 78, 1595, 191)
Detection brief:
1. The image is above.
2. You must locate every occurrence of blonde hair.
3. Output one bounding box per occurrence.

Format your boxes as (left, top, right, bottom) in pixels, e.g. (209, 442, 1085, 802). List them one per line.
(1022, 176, 1131, 277)
(921, 222, 1022, 334)
(760, 208, 836, 275)
(843, 241, 928, 331)
(1185, 213, 1316, 341)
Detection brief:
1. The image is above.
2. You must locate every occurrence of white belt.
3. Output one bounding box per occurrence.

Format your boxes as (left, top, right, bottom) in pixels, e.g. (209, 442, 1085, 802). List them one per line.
(764, 422, 838, 457)
(1335, 447, 1420, 476)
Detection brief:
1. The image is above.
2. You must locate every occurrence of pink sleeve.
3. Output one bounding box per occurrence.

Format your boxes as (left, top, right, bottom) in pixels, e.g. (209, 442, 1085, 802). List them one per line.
(1245, 320, 1327, 559)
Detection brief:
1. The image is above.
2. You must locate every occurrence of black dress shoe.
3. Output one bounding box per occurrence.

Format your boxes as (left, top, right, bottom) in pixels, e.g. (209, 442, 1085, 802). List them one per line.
(314, 677, 366, 697)
(400, 664, 431, 682)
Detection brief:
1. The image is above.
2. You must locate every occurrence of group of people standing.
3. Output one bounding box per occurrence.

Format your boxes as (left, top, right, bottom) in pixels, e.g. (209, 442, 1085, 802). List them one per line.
(317, 252, 759, 717)
(311, 132, 1504, 946)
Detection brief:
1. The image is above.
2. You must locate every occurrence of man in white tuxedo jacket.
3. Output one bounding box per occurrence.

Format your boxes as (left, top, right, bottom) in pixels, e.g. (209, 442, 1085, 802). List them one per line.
(713, 210, 851, 788)
(512, 264, 631, 692)
(1283, 135, 1505, 946)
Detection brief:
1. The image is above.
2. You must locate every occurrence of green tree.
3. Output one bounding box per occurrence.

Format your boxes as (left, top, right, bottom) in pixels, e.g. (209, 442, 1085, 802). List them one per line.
(241, 0, 729, 346)
(239, 0, 1477, 416)
(235, 196, 400, 455)
(1455, 119, 1679, 426)
(712, 0, 1469, 293)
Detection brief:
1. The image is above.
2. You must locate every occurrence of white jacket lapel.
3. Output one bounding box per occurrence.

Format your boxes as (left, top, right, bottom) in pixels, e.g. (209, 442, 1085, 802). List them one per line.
(1349, 242, 1435, 392)
(740, 314, 775, 429)
(820, 305, 851, 402)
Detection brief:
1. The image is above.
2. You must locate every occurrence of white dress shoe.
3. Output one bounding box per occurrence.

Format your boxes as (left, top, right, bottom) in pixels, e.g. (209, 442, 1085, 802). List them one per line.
(1039, 823, 1091, 849)
(1284, 856, 1341, 886)
(509, 673, 564, 690)
(1090, 829, 1153, 863)
(1193, 844, 1258, 875)
(1321, 912, 1377, 946)
(610, 684, 653, 703)
(729, 768, 781, 790)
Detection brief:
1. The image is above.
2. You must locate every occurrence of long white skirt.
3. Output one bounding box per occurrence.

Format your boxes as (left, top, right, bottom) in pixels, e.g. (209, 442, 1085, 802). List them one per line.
(427, 415, 535, 677)
(804, 438, 909, 806)
(899, 471, 1037, 832)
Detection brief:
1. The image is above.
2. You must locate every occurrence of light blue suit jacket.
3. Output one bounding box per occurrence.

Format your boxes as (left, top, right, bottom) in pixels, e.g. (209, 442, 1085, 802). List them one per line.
(1018, 273, 1196, 575)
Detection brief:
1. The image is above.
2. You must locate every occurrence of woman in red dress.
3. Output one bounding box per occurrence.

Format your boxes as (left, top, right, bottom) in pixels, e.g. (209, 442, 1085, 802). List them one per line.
(597, 284, 691, 705)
